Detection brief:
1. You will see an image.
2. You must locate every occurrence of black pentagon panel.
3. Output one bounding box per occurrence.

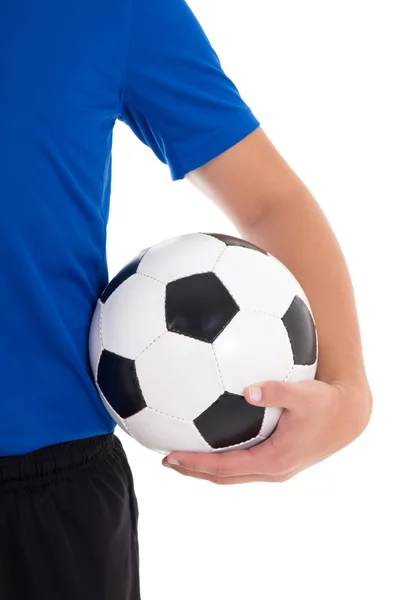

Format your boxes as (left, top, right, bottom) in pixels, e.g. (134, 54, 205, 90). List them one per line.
(282, 295, 317, 365)
(194, 392, 265, 449)
(97, 349, 147, 419)
(166, 272, 239, 343)
(100, 247, 149, 303)
(206, 233, 269, 256)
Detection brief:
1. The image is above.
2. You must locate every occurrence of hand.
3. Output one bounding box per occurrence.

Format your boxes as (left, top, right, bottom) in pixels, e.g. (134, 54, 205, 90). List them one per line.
(162, 379, 372, 485)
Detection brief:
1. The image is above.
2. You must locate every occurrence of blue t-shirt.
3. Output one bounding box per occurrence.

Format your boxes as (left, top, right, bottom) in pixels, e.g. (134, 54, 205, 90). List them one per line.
(0, 0, 260, 455)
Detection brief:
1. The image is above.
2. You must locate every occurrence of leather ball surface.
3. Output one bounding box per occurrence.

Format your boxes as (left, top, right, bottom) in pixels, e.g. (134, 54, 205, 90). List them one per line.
(89, 233, 318, 454)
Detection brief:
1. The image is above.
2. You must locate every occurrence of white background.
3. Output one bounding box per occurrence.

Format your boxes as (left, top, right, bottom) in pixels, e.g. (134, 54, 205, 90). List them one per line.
(108, 1, 399, 599)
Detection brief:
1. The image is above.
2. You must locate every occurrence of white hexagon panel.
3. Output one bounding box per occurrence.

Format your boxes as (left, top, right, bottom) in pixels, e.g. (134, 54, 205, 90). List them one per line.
(137, 232, 225, 284)
(213, 310, 294, 395)
(286, 363, 318, 383)
(101, 273, 166, 360)
(126, 408, 212, 454)
(135, 331, 224, 421)
(214, 245, 311, 316)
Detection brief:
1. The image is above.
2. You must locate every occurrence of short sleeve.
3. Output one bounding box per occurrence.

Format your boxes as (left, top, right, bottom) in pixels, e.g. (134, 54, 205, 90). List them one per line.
(119, 0, 261, 181)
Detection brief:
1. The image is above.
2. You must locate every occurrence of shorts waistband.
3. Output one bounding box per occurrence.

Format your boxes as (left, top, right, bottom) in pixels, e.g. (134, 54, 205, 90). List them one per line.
(0, 433, 116, 490)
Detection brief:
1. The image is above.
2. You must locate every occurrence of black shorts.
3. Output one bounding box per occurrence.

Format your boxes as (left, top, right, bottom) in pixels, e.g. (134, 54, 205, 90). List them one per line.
(0, 433, 140, 600)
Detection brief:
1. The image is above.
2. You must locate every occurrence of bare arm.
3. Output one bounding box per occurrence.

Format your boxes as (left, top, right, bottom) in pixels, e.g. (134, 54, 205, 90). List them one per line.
(186, 126, 371, 405)
(163, 127, 372, 478)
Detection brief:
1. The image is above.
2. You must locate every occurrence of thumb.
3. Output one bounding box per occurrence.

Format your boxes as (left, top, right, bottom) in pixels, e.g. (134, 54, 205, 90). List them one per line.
(244, 379, 320, 411)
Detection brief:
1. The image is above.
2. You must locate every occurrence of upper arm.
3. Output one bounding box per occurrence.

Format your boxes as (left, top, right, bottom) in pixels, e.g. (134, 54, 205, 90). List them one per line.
(185, 127, 311, 229)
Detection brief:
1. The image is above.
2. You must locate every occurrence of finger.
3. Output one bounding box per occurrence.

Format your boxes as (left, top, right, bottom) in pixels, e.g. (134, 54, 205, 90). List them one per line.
(163, 435, 296, 478)
(163, 463, 305, 485)
(163, 446, 267, 478)
(244, 379, 329, 412)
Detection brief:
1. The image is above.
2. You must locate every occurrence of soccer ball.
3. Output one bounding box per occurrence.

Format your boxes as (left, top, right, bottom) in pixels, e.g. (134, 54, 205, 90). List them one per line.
(89, 233, 318, 455)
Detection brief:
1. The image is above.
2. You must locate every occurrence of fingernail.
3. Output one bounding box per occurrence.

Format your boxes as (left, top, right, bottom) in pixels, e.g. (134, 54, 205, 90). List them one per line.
(249, 387, 262, 403)
(167, 458, 180, 466)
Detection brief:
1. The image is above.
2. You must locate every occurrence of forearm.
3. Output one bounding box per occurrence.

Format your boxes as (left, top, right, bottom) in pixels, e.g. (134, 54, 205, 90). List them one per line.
(187, 127, 371, 410)
(237, 192, 370, 394)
